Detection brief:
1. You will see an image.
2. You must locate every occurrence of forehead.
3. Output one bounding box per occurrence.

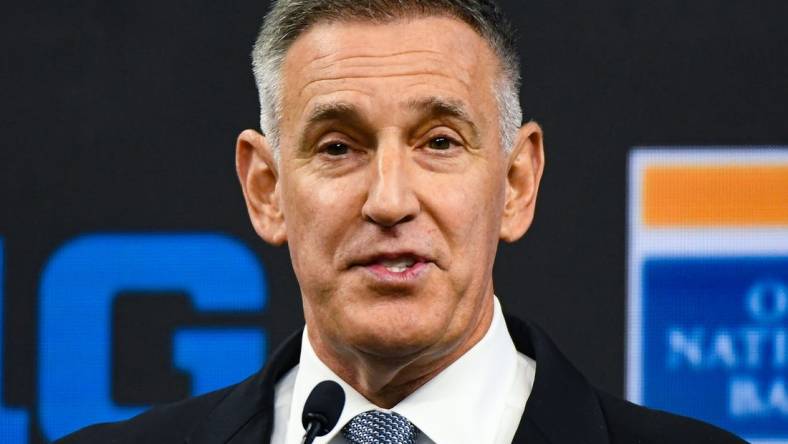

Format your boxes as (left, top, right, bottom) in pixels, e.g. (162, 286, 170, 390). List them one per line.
(278, 16, 501, 134)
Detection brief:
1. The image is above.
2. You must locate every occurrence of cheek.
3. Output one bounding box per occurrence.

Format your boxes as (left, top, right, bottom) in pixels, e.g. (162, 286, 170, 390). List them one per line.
(424, 172, 504, 265)
(282, 176, 362, 271)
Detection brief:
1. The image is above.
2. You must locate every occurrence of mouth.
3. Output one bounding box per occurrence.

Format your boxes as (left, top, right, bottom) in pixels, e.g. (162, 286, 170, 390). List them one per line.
(377, 255, 419, 273)
(351, 252, 434, 283)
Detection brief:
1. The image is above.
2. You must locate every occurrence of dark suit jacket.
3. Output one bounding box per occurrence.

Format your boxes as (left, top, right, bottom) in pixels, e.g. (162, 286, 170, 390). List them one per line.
(59, 316, 745, 443)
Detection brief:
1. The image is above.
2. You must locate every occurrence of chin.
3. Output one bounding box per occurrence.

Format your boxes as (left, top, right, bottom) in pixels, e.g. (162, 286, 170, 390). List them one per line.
(340, 305, 451, 360)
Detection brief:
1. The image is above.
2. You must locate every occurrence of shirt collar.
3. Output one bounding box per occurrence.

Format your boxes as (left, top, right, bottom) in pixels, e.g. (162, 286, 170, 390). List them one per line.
(284, 297, 522, 443)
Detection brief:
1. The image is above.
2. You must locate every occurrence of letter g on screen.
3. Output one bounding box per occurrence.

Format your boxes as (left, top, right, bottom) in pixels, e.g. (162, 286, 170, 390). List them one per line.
(38, 234, 267, 440)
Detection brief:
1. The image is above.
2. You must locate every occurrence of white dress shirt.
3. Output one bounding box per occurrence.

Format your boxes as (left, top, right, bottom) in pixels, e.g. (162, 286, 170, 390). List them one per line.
(271, 297, 536, 443)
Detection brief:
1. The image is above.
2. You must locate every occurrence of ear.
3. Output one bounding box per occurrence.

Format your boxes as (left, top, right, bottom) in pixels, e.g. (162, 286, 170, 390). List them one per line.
(499, 121, 545, 243)
(236, 129, 287, 245)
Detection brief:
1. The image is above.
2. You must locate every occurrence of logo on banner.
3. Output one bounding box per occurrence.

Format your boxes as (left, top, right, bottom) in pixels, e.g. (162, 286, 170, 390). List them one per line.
(627, 148, 788, 443)
(0, 233, 268, 443)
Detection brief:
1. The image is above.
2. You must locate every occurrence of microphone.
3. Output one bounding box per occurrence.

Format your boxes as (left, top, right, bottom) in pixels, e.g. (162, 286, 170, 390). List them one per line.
(301, 380, 346, 444)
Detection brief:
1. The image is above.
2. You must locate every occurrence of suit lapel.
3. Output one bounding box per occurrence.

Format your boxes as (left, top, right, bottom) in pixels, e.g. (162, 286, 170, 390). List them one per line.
(185, 329, 302, 444)
(507, 316, 610, 444)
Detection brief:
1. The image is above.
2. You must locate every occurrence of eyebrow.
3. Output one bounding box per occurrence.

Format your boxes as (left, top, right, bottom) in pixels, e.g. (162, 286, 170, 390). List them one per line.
(405, 97, 481, 142)
(305, 101, 365, 128)
(405, 97, 473, 123)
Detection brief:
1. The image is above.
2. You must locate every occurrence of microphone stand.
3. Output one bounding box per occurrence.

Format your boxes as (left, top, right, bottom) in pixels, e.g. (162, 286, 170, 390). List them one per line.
(302, 413, 328, 444)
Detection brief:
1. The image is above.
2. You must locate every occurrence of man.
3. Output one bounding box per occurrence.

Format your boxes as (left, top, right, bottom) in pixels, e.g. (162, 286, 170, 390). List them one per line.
(60, 1, 744, 443)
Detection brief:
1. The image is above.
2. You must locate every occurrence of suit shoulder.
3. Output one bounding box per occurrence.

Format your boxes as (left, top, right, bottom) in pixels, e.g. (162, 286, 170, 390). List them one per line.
(596, 390, 746, 444)
(55, 385, 235, 444)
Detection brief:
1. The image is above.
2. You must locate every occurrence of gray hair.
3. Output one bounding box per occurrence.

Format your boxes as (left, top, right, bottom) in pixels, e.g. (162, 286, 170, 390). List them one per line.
(251, 0, 523, 161)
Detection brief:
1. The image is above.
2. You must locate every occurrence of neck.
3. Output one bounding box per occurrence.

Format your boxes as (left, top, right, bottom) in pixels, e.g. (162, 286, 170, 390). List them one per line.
(308, 294, 495, 408)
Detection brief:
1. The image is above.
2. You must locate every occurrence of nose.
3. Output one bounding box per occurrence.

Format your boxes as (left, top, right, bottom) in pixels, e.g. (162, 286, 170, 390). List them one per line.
(361, 140, 420, 228)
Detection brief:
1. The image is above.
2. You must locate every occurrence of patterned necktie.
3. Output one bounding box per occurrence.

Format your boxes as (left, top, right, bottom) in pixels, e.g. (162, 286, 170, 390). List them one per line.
(341, 410, 420, 444)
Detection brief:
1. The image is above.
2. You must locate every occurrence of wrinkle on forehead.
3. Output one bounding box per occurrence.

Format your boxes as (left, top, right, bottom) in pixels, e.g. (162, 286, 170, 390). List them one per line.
(304, 50, 451, 74)
(299, 72, 469, 104)
(307, 48, 445, 66)
(295, 48, 477, 101)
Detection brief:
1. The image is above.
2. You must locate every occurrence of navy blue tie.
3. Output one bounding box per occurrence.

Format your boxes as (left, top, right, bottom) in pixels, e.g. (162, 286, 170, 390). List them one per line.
(341, 410, 420, 444)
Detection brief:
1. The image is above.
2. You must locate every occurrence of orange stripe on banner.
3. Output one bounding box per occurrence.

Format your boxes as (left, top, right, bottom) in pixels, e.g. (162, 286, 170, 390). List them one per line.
(643, 165, 788, 226)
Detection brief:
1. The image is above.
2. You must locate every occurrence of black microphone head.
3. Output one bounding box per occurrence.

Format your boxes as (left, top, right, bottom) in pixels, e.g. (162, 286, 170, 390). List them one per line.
(302, 380, 346, 436)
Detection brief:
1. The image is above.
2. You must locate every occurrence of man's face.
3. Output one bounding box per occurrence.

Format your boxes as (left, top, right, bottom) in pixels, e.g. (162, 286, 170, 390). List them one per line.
(261, 16, 535, 364)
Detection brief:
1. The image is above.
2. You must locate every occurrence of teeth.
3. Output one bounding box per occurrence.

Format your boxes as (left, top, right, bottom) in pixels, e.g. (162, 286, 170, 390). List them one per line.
(380, 257, 416, 272)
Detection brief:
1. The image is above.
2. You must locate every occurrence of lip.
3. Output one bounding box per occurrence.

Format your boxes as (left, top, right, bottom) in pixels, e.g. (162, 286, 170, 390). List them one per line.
(349, 251, 434, 267)
(363, 261, 431, 283)
(349, 251, 435, 285)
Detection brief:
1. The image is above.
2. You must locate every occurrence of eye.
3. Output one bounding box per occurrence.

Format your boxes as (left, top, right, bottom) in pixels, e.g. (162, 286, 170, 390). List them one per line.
(427, 136, 458, 151)
(321, 142, 350, 156)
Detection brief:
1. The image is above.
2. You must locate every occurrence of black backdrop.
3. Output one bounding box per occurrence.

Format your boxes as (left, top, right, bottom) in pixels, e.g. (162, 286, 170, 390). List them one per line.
(2, 1, 788, 442)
